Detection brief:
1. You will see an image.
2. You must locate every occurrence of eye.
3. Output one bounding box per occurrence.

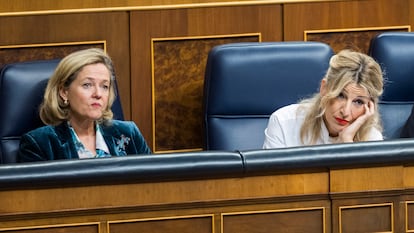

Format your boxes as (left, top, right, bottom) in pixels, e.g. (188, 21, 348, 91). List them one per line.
(352, 99, 366, 106)
(82, 83, 92, 88)
(337, 92, 346, 99)
(101, 84, 110, 91)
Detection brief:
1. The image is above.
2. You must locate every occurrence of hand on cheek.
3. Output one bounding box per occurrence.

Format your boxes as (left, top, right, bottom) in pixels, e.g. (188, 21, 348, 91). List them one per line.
(339, 101, 375, 143)
(361, 101, 375, 120)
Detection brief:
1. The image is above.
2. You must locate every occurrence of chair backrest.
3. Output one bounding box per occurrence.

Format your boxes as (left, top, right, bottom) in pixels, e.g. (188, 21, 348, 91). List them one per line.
(0, 59, 124, 164)
(203, 42, 334, 151)
(369, 32, 414, 139)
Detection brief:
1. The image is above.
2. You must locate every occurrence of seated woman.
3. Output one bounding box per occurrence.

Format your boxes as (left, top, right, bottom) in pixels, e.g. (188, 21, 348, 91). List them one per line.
(18, 48, 151, 162)
(263, 49, 384, 149)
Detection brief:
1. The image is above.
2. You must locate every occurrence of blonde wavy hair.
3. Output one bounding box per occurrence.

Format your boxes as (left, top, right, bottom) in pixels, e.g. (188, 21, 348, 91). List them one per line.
(40, 48, 117, 125)
(299, 49, 384, 145)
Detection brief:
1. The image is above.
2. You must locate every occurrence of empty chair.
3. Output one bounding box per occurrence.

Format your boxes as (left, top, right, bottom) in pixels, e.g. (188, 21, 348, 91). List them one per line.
(0, 59, 124, 164)
(203, 42, 334, 151)
(369, 32, 414, 139)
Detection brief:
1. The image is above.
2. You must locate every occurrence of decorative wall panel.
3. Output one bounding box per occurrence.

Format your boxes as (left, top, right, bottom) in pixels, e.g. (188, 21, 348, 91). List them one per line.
(0, 222, 100, 233)
(221, 207, 326, 233)
(304, 26, 410, 54)
(407, 201, 414, 232)
(108, 215, 213, 233)
(151, 34, 260, 152)
(339, 203, 393, 233)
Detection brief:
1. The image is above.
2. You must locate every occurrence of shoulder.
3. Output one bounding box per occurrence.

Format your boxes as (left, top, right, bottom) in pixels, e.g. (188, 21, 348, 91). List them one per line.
(270, 104, 307, 121)
(275, 103, 300, 113)
(264, 104, 307, 149)
(22, 123, 70, 143)
(107, 120, 137, 130)
(101, 120, 150, 154)
(367, 127, 383, 141)
(20, 125, 62, 154)
(102, 120, 140, 135)
(24, 125, 58, 138)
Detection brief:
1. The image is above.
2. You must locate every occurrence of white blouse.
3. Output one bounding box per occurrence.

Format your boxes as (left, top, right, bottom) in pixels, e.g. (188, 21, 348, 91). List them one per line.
(263, 104, 383, 149)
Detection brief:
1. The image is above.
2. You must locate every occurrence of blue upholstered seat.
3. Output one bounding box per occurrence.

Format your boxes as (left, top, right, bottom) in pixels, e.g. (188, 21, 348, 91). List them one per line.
(369, 32, 414, 139)
(202, 42, 334, 151)
(0, 59, 124, 164)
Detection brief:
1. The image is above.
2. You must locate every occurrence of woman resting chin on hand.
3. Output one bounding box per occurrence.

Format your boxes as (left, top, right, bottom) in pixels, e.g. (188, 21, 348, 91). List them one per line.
(263, 49, 384, 149)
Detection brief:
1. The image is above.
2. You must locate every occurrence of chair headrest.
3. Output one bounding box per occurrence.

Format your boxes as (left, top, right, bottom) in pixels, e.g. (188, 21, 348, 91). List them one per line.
(203, 41, 334, 116)
(369, 32, 414, 102)
(202, 42, 334, 150)
(0, 59, 60, 137)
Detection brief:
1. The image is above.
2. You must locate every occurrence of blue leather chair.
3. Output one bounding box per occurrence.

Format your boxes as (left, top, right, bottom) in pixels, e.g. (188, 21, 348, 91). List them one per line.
(369, 32, 414, 139)
(203, 42, 334, 151)
(0, 59, 124, 164)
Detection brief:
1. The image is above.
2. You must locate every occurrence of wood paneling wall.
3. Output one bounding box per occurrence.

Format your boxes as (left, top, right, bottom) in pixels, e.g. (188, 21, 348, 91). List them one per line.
(3, 164, 414, 232)
(0, 2, 414, 232)
(0, 0, 345, 14)
(0, 12, 132, 118)
(0, 0, 412, 152)
(284, 0, 409, 41)
(130, 5, 282, 151)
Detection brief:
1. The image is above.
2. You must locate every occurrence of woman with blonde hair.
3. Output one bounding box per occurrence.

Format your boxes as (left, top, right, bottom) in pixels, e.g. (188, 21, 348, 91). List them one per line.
(263, 49, 384, 148)
(19, 48, 151, 162)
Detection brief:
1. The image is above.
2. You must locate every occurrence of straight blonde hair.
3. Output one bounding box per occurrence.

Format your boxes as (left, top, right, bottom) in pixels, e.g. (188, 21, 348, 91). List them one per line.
(40, 48, 117, 125)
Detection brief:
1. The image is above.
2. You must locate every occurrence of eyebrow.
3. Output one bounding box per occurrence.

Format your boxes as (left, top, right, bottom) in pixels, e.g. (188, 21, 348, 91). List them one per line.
(84, 77, 110, 83)
(342, 90, 372, 101)
(357, 96, 371, 100)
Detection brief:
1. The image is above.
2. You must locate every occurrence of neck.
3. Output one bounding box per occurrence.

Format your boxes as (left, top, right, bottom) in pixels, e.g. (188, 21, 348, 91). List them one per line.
(68, 119, 95, 136)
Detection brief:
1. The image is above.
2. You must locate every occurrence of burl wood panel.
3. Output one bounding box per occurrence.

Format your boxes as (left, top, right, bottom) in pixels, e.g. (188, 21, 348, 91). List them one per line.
(152, 35, 258, 152)
(0, 43, 104, 70)
(339, 204, 392, 233)
(305, 27, 410, 54)
(108, 215, 213, 233)
(130, 5, 282, 152)
(222, 208, 325, 233)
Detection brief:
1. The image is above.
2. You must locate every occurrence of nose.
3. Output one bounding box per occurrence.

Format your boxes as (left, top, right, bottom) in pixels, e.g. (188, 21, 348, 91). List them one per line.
(93, 85, 102, 98)
(340, 100, 352, 117)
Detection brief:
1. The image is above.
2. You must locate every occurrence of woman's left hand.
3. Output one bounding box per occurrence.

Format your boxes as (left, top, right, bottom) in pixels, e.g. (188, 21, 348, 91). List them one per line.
(339, 101, 375, 142)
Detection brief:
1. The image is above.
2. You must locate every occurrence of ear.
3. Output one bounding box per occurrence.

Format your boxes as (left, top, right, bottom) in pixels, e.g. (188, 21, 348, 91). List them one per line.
(319, 78, 327, 96)
(59, 88, 68, 102)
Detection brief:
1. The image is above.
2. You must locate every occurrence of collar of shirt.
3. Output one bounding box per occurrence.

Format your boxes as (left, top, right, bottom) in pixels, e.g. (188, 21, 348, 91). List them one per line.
(95, 124, 110, 155)
(67, 121, 111, 158)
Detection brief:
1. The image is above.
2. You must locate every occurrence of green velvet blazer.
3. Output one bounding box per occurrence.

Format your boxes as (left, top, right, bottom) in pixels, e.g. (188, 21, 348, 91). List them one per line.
(18, 120, 151, 162)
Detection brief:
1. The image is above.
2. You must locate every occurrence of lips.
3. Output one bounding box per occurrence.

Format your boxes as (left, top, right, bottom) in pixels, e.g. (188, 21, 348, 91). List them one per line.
(335, 117, 349, 126)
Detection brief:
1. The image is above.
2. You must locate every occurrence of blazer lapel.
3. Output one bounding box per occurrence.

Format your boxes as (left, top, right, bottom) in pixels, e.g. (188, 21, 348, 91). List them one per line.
(101, 124, 126, 156)
(54, 122, 79, 159)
